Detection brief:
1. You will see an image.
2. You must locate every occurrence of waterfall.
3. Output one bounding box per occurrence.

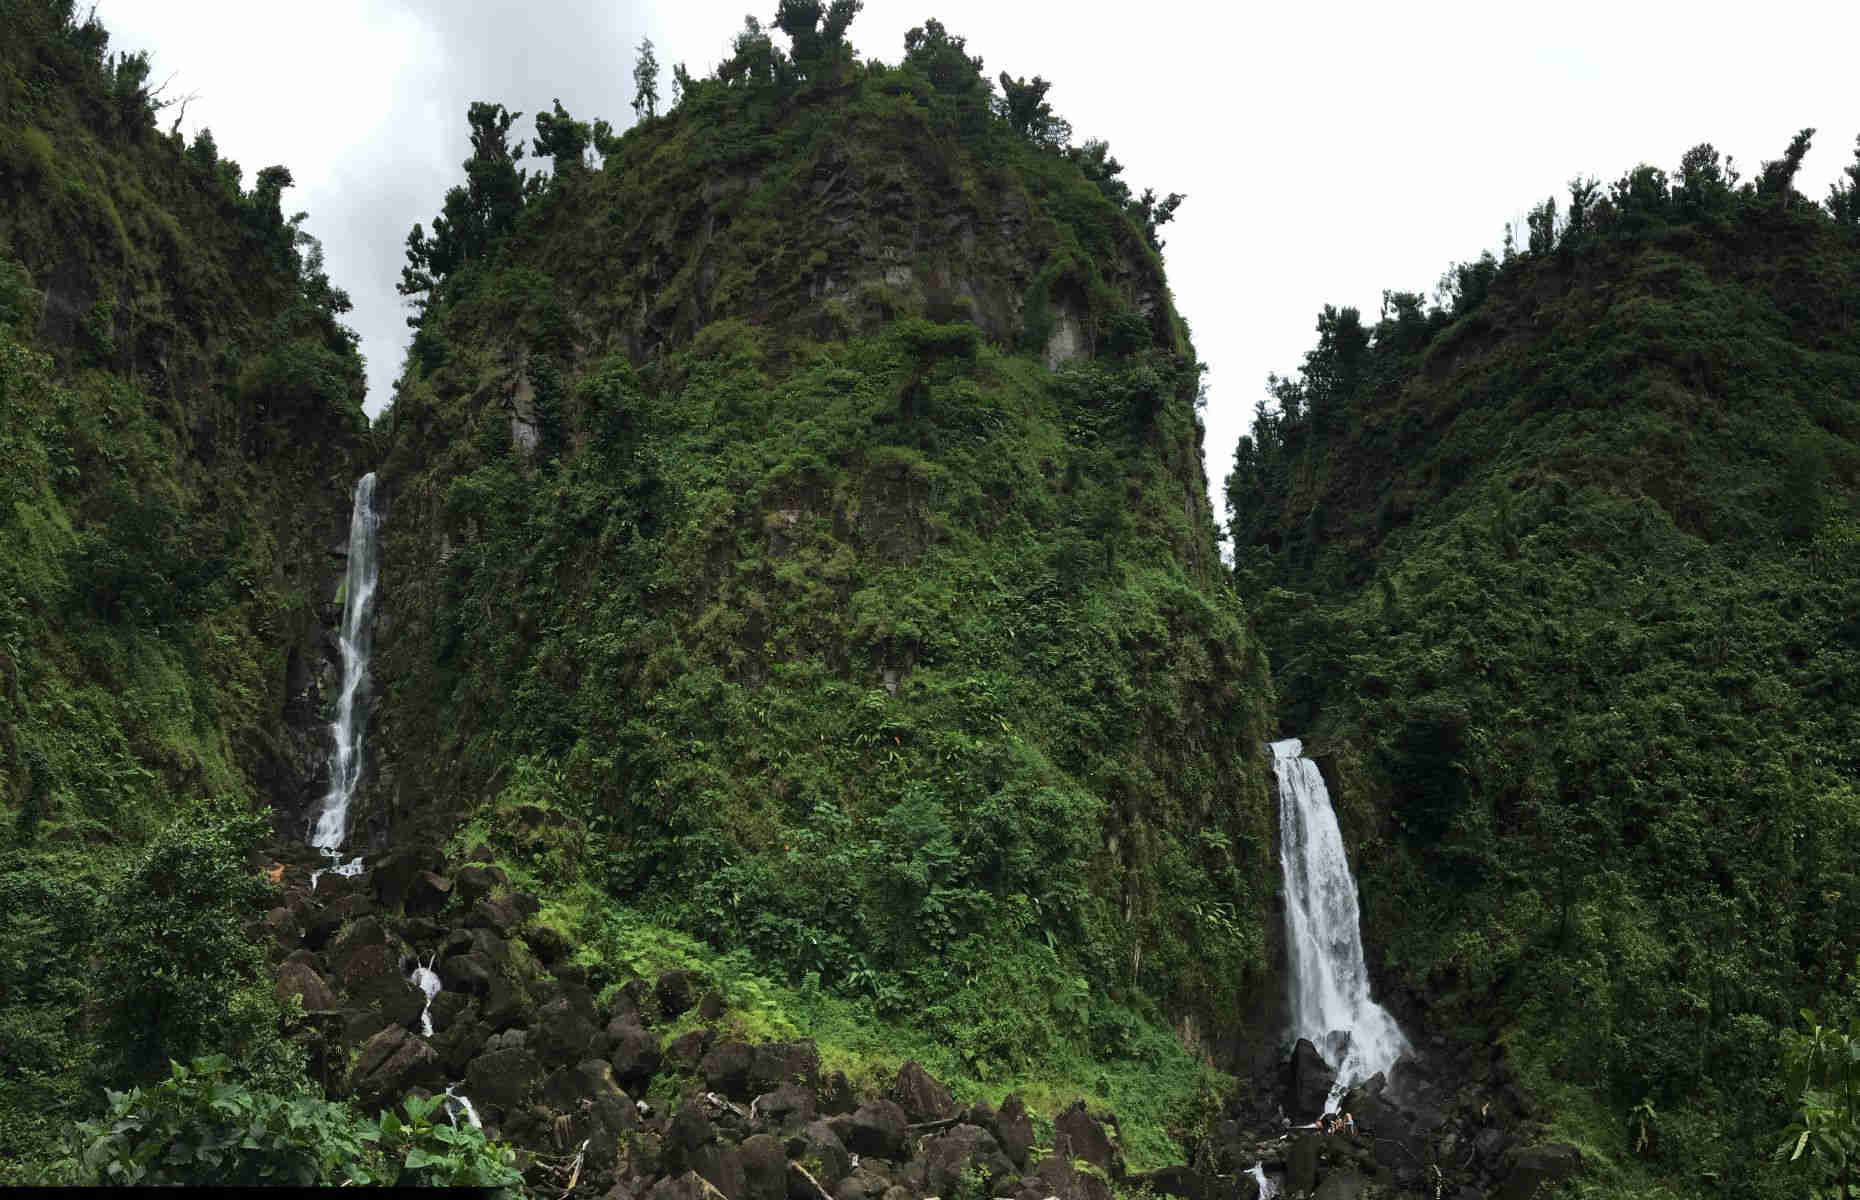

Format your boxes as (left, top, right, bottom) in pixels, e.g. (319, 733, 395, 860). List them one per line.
(444, 1085, 482, 1129)
(311, 473, 380, 869)
(1273, 737, 1408, 1097)
(1250, 1163, 1278, 1199)
(411, 955, 441, 1037)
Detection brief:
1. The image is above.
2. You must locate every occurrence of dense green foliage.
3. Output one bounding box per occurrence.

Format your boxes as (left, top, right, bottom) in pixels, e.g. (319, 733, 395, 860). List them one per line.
(61, 1055, 521, 1188)
(1228, 136, 1860, 1197)
(0, 0, 365, 1177)
(372, 9, 1263, 1148)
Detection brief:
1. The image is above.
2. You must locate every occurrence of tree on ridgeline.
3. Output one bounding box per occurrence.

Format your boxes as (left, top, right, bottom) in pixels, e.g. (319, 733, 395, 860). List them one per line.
(775, 0, 863, 80)
(1830, 133, 1860, 227)
(1758, 126, 1816, 205)
(632, 37, 660, 120)
(996, 72, 1070, 149)
(399, 102, 527, 325)
(533, 98, 591, 176)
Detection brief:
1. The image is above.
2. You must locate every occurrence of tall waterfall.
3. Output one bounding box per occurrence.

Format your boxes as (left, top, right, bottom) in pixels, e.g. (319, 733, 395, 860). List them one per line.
(311, 473, 379, 863)
(1273, 737, 1408, 1095)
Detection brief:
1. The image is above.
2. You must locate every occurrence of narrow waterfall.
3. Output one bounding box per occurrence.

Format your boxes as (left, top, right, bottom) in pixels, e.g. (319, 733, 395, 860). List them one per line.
(311, 473, 380, 875)
(1250, 1163, 1278, 1199)
(1273, 738, 1408, 1096)
(444, 1085, 482, 1129)
(411, 956, 441, 1037)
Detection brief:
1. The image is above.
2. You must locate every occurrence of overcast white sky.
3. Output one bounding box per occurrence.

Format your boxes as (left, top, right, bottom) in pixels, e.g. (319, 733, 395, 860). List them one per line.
(98, 1, 1860, 518)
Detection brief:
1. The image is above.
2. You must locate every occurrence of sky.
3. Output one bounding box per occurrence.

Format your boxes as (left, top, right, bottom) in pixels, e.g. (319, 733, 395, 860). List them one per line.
(98, 0, 1860, 522)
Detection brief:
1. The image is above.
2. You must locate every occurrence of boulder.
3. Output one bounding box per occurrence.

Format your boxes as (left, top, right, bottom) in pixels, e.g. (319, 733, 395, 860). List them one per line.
(831, 1100, 908, 1160)
(888, 1060, 954, 1123)
(337, 943, 425, 1030)
(752, 1083, 816, 1132)
(657, 969, 707, 1019)
(439, 950, 498, 996)
(1287, 1134, 1320, 1195)
(787, 1119, 853, 1192)
(1314, 1168, 1367, 1200)
(526, 923, 574, 965)
(610, 1018, 664, 1090)
(740, 1133, 788, 1200)
(1286, 1038, 1336, 1124)
(1053, 1101, 1117, 1173)
(1034, 1153, 1112, 1200)
(699, 990, 727, 1021)
(539, 1059, 640, 1164)
(648, 1173, 709, 1200)
(470, 895, 524, 934)
(669, 1096, 719, 1159)
(405, 871, 452, 917)
(263, 906, 300, 950)
(371, 844, 445, 911)
(993, 1094, 1035, 1169)
(453, 863, 505, 903)
(922, 1123, 1015, 1197)
(465, 1045, 542, 1111)
(702, 1040, 757, 1099)
(751, 1040, 820, 1095)
(535, 994, 599, 1067)
(665, 1028, 712, 1072)
(349, 1025, 442, 1109)
(1498, 1144, 1582, 1200)
(275, 960, 337, 1013)
(818, 1070, 857, 1116)
(691, 1143, 746, 1200)
(1128, 1165, 1208, 1200)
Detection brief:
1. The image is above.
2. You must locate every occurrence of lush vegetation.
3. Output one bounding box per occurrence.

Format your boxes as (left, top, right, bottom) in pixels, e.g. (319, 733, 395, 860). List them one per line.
(1227, 134, 1860, 1197)
(0, 0, 365, 1178)
(372, 3, 1265, 1160)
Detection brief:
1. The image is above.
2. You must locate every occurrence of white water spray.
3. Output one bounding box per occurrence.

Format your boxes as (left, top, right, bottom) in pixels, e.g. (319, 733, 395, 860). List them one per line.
(411, 956, 441, 1037)
(1273, 738, 1408, 1098)
(311, 473, 380, 870)
(1250, 1163, 1278, 1199)
(444, 1085, 482, 1129)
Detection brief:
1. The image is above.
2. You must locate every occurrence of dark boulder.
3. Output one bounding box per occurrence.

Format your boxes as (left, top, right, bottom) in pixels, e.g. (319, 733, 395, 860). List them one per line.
(526, 923, 574, 965)
(752, 1083, 816, 1133)
(371, 844, 445, 911)
(337, 944, 425, 1030)
(1498, 1144, 1582, 1200)
(699, 990, 727, 1021)
(692, 1143, 746, 1200)
(657, 969, 707, 1019)
(741, 1133, 788, 1200)
(818, 1070, 857, 1116)
(1053, 1101, 1117, 1173)
(469, 895, 524, 935)
(275, 960, 337, 1013)
(539, 1059, 640, 1165)
(440, 951, 498, 996)
(610, 1018, 664, 1090)
(349, 1025, 442, 1110)
(831, 1100, 908, 1160)
(1286, 1038, 1336, 1124)
(787, 1119, 852, 1192)
(751, 1040, 820, 1095)
(405, 871, 452, 917)
(888, 1060, 954, 1123)
(922, 1124, 1014, 1197)
(669, 1097, 718, 1158)
(1314, 1168, 1366, 1200)
(702, 1040, 757, 1099)
(1128, 1165, 1208, 1200)
(993, 1094, 1035, 1169)
(454, 863, 504, 903)
(535, 994, 599, 1067)
(665, 1028, 712, 1072)
(1287, 1134, 1320, 1194)
(648, 1173, 708, 1200)
(466, 1045, 542, 1112)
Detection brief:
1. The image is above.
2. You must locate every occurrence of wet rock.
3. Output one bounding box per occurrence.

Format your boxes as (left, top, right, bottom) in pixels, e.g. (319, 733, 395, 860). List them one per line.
(741, 1133, 788, 1200)
(831, 1099, 908, 1160)
(994, 1094, 1035, 1168)
(922, 1123, 1014, 1197)
(338, 943, 425, 1030)
(275, 960, 337, 1013)
(609, 1019, 663, 1090)
(1498, 1143, 1582, 1200)
(350, 1025, 442, 1110)
(466, 1045, 542, 1111)
(303, 893, 372, 950)
(1053, 1101, 1117, 1173)
(1286, 1038, 1336, 1124)
(888, 1060, 954, 1123)
(657, 969, 707, 1019)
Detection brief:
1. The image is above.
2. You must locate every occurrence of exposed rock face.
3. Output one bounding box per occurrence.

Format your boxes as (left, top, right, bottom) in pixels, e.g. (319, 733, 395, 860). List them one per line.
(1286, 1037, 1336, 1123)
(888, 1061, 953, 1123)
(1052, 1101, 1118, 1175)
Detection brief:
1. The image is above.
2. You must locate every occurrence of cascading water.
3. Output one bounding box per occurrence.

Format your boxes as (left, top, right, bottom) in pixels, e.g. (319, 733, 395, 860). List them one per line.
(1273, 738, 1408, 1098)
(311, 473, 380, 881)
(444, 1085, 482, 1129)
(1250, 1163, 1278, 1199)
(410, 955, 441, 1037)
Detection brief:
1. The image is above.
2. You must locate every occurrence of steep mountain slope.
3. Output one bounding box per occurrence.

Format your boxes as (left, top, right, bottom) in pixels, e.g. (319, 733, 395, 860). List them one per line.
(0, 0, 367, 1172)
(1228, 141, 1860, 1197)
(369, 15, 1276, 1131)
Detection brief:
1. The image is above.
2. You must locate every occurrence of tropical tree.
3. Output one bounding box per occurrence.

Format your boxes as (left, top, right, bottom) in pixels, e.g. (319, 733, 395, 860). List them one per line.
(996, 73, 1070, 149)
(632, 36, 659, 120)
(1778, 1011, 1860, 1199)
(399, 101, 527, 322)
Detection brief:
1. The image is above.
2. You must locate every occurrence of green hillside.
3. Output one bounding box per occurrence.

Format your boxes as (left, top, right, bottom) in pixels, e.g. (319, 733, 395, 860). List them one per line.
(0, 0, 367, 1173)
(369, 11, 1275, 1117)
(1227, 136, 1860, 1197)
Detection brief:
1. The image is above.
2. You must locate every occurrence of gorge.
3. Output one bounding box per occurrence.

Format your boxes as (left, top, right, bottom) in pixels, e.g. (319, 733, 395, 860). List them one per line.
(2, 3, 1858, 1198)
